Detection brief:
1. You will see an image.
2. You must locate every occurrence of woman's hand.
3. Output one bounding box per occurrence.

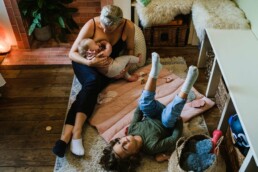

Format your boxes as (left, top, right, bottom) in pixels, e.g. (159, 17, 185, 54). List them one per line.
(88, 52, 109, 67)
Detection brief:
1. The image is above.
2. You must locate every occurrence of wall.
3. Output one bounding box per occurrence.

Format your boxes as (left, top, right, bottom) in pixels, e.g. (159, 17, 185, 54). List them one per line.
(235, 0, 258, 37)
(71, 0, 101, 28)
(113, 0, 131, 20)
(1, 0, 103, 49)
(0, 0, 18, 47)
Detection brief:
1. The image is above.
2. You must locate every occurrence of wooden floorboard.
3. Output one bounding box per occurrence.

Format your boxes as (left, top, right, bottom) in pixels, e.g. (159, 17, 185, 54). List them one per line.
(0, 46, 228, 171)
(0, 149, 56, 166)
(0, 167, 54, 172)
(0, 97, 70, 109)
(0, 108, 66, 121)
(0, 135, 63, 149)
(0, 66, 73, 170)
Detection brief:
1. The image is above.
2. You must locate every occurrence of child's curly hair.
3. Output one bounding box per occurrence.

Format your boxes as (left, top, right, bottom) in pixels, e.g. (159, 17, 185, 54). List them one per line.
(99, 138, 141, 172)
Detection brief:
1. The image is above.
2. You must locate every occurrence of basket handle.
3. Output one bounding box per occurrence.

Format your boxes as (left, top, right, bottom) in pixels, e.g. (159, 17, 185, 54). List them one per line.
(175, 137, 186, 162)
(176, 137, 186, 148)
(214, 136, 224, 155)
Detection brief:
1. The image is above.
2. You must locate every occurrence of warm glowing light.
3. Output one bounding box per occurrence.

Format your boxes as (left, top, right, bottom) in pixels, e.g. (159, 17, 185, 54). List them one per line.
(0, 39, 11, 54)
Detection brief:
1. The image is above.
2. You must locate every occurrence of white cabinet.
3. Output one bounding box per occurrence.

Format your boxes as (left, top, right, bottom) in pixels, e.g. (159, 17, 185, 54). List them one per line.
(198, 28, 258, 171)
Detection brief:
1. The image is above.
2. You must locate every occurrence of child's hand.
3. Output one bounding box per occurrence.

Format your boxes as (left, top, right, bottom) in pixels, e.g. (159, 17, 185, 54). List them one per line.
(155, 153, 170, 162)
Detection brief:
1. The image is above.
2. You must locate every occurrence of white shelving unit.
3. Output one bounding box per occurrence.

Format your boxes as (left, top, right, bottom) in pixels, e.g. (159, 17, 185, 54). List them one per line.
(198, 28, 258, 171)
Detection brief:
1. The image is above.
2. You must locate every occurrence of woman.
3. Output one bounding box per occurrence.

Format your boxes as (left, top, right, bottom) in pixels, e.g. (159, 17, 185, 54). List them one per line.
(99, 53, 199, 171)
(52, 5, 136, 157)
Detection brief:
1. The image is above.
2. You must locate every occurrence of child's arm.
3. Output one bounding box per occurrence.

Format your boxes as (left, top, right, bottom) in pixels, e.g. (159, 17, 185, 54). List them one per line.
(150, 118, 183, 154)
(131, 107, 144, 124)
(99, 40, 112, 57)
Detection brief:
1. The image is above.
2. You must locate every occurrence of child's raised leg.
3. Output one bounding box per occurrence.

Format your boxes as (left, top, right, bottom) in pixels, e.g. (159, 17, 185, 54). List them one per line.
(161, 66, 199, 128)
(139, 52, 164, 118)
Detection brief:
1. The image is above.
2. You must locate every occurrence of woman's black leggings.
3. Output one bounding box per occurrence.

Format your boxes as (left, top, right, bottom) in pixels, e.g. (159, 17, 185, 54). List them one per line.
(65, 61, 111, 125)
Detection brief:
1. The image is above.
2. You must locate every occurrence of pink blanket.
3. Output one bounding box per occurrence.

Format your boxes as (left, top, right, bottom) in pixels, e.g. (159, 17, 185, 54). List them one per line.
(89, 65, 215, 142)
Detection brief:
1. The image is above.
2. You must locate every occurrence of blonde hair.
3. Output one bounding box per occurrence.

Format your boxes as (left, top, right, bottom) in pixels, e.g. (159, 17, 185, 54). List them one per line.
(100, 5, 123, 27)
(78, 38, 93, 57)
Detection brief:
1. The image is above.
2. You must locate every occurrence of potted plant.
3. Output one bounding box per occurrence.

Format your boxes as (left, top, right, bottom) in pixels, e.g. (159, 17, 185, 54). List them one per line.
(18, 0, 79, 42)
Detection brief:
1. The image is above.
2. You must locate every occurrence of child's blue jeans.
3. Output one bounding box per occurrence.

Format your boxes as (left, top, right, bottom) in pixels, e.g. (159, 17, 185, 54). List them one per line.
(139, 90, 186, 128)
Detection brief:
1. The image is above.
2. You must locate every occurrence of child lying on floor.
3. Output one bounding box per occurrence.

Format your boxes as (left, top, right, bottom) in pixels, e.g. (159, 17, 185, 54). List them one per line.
(78, 38, 142, 82)
(99, 52, 199, 171)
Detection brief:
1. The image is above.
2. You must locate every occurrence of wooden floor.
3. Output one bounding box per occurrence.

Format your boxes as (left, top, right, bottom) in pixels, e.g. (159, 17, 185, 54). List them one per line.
(0, 46, 224, 171)
(0, 66, 74, 171)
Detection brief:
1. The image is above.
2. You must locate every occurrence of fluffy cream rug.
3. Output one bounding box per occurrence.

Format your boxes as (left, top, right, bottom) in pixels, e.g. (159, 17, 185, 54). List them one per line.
(192, 0, 250, 42)
(136, 0, 194, 27)
(54, 57, 209, 172)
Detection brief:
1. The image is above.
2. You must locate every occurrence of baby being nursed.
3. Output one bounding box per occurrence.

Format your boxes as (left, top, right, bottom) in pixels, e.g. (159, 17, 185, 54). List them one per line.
(78, 38, 142, 82)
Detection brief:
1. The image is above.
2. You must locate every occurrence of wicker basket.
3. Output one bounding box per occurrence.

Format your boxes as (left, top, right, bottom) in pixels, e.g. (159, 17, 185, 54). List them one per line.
(143, 27, 152, 46)
(204, 49, 229, 112)
(143, 14, 190, 47)
(144, 25, 189, 47)
(215, 77, 229, 112)
(177, 25, 189, 46)
(152, 26, 178, 46)
(225, 127, 245, 172)
(168, 134, 226, 172)
(205, 49, 215, 80)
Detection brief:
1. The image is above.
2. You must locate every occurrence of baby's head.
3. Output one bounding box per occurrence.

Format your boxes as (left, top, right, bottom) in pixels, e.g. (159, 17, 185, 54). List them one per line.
(78, 38, 100, 57)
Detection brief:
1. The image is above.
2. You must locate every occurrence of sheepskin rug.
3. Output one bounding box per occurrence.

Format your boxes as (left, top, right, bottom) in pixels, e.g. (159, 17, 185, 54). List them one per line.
(136, 0, 194, 27)
(192, 0, 250, 42)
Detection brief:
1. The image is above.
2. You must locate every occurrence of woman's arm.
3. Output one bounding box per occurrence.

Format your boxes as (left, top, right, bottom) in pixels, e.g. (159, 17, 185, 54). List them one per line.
(69, 19, 108, 67)
(150, 119, 183, 154)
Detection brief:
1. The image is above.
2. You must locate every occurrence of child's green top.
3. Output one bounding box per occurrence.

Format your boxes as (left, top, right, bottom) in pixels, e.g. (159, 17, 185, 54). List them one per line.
(128, 107, 183, 155)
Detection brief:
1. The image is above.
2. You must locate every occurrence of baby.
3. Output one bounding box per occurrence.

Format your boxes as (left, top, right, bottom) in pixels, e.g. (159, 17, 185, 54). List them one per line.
(78, 38, 141, 82)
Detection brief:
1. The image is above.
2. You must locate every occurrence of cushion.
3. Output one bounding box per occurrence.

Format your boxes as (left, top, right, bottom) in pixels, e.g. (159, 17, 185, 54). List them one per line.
(129, 24, 147, 72)
(136, 0, 194, 27)
(192, 0, 250, 42)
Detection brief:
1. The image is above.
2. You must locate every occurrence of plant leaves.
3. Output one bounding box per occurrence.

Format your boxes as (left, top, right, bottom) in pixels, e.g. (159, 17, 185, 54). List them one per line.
(58, 17, 65, 28)
(37, 0, 44, 8)
(28, 23, 37, 35)
(19, 0, 78, 42)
